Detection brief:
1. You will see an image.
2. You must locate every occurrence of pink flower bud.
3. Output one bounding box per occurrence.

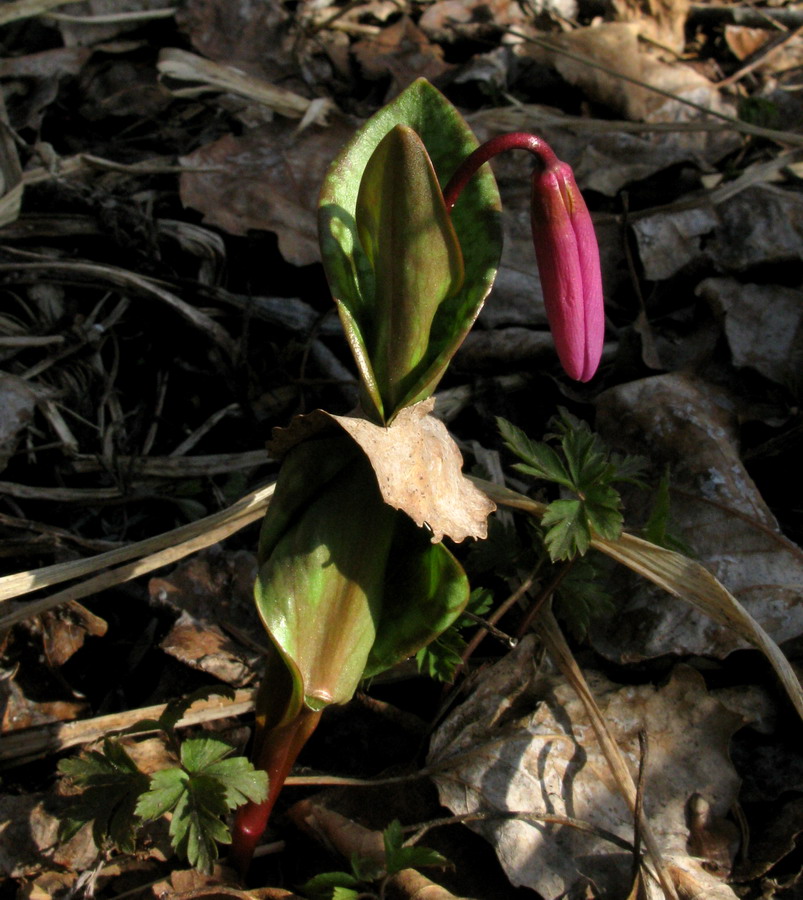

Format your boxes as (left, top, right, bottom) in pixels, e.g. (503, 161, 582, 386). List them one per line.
(443, 133, 604, 382)
(530, 160, 604, 383)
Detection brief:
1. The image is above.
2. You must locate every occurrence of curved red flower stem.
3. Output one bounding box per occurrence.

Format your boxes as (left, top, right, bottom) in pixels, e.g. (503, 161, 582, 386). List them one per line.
(442, 132, 560, 212)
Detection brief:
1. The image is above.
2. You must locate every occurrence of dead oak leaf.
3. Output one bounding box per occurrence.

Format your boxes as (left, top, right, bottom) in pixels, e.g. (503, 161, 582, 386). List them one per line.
(267, 400, 495, 543)
(429, 642, 748, 899)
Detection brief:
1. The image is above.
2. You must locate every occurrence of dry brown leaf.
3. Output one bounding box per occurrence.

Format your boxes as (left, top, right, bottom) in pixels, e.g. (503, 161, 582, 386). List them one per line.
(1, 678, 86, 734)
(290, 798, 385, 862)
(151, 865, 302, 899)
(429, 638, 749, 899)
(705, 184, 803, 271)
(610, 0, 690, 53)
(177, 0, 296, 85)
(0, 793, 97, 877)
(468, 104, 717, 194)
(419, 0, 531, 43)
(352, 16, 453, 96)
(179, 119, 353, 266)
(724, 26, 772, 62)
(666, 857, 740, 899)
(0, 46, 92, 79)
(40, 601, 107, 667)
(330, 400, 496, 543)
(524, 23, 736, 155)
(17, 870, 77, 900)
(631, 205, 718, 280)
(268, 401, 495, 543)
(592, 372, 803, 663)
(149, 548, 261, 686)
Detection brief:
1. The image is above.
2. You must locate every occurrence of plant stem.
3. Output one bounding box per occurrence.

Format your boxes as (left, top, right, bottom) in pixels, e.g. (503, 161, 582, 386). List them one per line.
(442, 133, 559, 212)
(230, 705, 323, 876)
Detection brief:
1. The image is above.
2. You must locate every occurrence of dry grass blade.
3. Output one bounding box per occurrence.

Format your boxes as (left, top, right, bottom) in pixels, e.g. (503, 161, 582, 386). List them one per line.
(0, 93, 23, 229)
(158, 48, 332, 122)
(0, 688, 255, 767)
(0, 0, 77, 26)
(69, 450, 267, 477)
(47, 7, 177, 24)
(0, 482, 274, 606)
(592, 530, 803, 719)
(0, 260, 236, 357)
(0, 485, 271, 630)
(539, 611, 680, 900)
(474, 478, 803, 721)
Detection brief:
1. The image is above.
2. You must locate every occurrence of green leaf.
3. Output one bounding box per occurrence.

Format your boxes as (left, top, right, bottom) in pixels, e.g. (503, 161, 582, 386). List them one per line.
(415, 627, 466, 682)
(137, 740, 266, 872)
(319, 78, 502, 422)
(583, 484, 623, 539)
(363, 516, 469, 678)
(542, 499, 590, 560)
(554, 556, 616, 640)
(643, 467, 694, 554)
(355, 125, 464, 414)
(169, 775, 231, 874)
(58, 739, 149, 854)
(202, 756, 269, 808)
(136, 767, 186, 821)
(382, 820, 448, 877)
(332, 889, 360, 900)
(497, 417, 572, 488)
(415, 587, 494, 682)
(254, 438, 397, 710)
(180, 737, 235, 773)
(302, 871, 361, 900)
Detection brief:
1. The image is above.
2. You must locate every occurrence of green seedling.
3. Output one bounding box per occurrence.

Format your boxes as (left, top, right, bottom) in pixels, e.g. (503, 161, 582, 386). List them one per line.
(301, 819, 448, 900)
(58, 686, 267, 873)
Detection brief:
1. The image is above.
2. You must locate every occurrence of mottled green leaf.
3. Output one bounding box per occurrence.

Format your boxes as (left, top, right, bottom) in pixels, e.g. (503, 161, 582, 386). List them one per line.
(319, 78, 502, 422)
(254, 438, 397, 709)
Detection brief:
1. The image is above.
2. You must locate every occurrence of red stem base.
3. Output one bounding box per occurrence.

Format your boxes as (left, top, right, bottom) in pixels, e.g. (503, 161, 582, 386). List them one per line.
(230, 706, 322, 876)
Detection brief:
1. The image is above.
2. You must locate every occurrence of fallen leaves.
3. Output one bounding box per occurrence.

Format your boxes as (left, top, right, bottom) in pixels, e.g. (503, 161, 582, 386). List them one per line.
(179, 119, 354, 266)
(429, 636, 752, 899)
(149, 548, 261, 687)
(268, 400, 496, 543)
(593, 373, 803, 661)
